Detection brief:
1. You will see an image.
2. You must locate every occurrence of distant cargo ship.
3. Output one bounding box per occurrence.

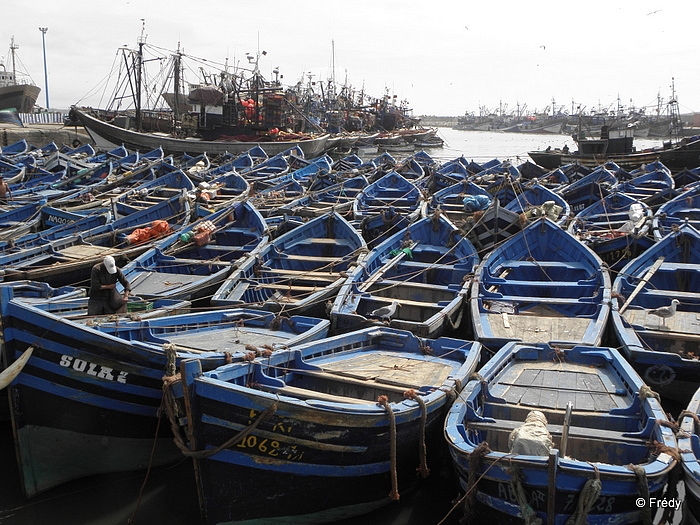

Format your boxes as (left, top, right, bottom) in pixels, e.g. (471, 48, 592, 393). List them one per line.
(0, 37, 40, 113)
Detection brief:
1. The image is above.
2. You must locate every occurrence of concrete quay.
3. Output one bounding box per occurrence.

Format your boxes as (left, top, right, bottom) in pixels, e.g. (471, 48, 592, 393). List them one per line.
(0, 122, 93, 150)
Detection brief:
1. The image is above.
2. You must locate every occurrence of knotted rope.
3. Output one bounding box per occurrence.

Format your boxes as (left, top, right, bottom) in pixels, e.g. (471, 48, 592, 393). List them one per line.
(639, 384, 661, 401)
(459, 441, 491, 524)
(564, 465, 601, 525)
(161, 373, 278, 459)
(377, 395, 400, 501)
(403, 389, 429, 478)
(508, 463, 542, 525)
(627, 463, 653, 525)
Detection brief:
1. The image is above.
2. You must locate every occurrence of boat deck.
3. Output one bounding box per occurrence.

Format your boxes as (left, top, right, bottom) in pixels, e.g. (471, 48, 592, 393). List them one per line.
(490, 360, 627, 412)
(313, 352, 454, 390)
(484, 304, 595, 345)
(164, 325, 296, 352)
(624, 307, 700, 339)
(128, 271, 204, 295)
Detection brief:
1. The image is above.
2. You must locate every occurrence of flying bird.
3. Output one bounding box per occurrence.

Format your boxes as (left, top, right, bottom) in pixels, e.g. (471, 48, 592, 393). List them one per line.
(648, 299, 679, 327)
(370, 300, 400, 321)
(646, 9, 662, 15)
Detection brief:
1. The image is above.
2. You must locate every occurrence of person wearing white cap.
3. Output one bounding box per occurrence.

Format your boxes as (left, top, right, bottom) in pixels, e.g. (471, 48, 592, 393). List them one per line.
(87, 255, 131, 315)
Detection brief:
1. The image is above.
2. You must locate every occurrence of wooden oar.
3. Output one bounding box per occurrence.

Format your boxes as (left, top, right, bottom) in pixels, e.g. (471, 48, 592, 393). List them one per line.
(619, 256, 665, 314)
(359, 241, 418, 292)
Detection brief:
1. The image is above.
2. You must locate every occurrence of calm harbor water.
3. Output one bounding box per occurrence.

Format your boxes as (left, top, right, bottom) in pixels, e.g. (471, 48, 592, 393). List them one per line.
(0, 128, 678, 525)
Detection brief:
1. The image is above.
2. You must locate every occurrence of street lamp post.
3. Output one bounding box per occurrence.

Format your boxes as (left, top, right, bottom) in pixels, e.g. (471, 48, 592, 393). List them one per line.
(39, 27, 49, 109)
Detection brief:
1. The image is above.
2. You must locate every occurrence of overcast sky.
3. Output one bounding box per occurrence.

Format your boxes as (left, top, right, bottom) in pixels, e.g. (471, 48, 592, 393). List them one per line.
(4, 0, 698, 117)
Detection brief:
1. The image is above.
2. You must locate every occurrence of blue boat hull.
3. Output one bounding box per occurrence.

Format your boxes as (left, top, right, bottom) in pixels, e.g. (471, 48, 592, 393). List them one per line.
(176, 327, 481, 524)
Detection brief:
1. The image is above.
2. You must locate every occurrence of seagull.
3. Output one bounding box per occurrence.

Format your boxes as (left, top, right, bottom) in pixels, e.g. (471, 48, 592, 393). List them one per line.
(648, 299, 679, 327)
(370, 300, 400, 321)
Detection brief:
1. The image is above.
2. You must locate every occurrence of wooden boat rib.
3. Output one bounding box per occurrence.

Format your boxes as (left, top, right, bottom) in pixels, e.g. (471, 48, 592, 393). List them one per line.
(568, 191, 654, 271)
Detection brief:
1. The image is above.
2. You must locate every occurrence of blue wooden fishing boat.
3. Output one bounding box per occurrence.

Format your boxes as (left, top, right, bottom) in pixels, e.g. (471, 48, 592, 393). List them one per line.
(614, 164, 675, 208)
(0, 192, 192, 286)
(120, 200, 268, 302)
(331, 214, 479, 338)
(194, 170, 250, 212)
(435, 181, 567, 258)
(422, 179, 492, 226)
(172, 326, 481, 524)
(212, 211, 367, 316)
(678, 386, 700, 525)
(0, 199, 51, 241)
(471, 217, 611, 351)
(611, 222, 700, 403)
(277, 174, 368, 219)
(353, 171, 423, 222)
(556, 166, 617, 215)
(501, 182, 569, 226)
(568, 191, 654, 272)
(75, 162, 196, 208)
(0, 283, 328, 498)
(444, 342, 678, 525)
(673, 167, 700, 188)
(248, 177, 306, 218)
(472, 161, 522, 205)
(0, 280, 86, 303)
(0, 289, 202, 496)
(0, 138, 30, 157)
(652, 183, 700, 241)
(357, 205, 412, 250)
(94, 307, 329, 353)
(426, 156, 471, 192)
(0, 203, 114, 253)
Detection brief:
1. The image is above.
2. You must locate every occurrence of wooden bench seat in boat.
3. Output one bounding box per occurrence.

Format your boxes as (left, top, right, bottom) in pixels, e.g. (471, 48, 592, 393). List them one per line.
(481, 294, 598, 305)
(298, 369, 416, 393)
(371, 279, 454, 292)
(257, 268, 342, 282)
(258, 383, 373, 405)
(483, 279, 593, 289)
(400, 261, 456, 271)
(466, 418, 642, 443)
(255, 282, 338, 293)
(269, 254, 344, 264)
(657, 262, 700, 271)
(499, 261, 590, 271)
(288, 237, 357, 248)
(638, 289, 700, 301)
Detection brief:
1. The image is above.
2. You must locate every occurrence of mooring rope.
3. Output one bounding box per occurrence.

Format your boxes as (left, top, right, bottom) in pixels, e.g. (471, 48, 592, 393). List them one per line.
(639, 384, 660, 401)
(627, 463, 653, 525)
(403, 389, 429, 478)
(564, 465, 601, 525)
(462, 441, 491, 523)
(161, 375, 278, 459)
(508, 462, 543, 525)
(377, 395, 400, 501)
